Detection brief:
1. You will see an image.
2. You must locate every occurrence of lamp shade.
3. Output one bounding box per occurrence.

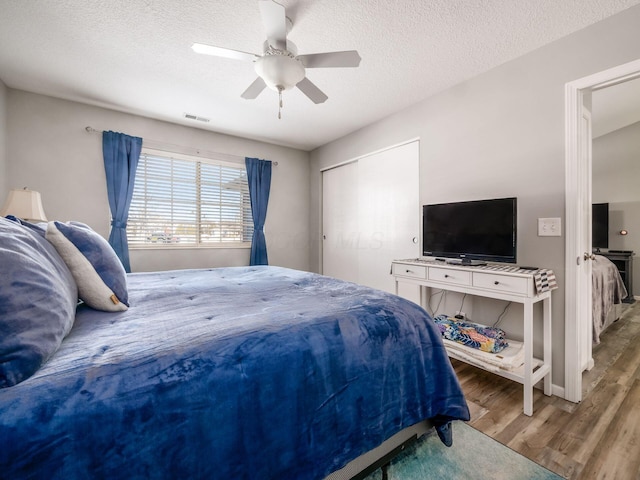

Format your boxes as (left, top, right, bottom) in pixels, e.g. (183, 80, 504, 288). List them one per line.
(0, 188, 48, 222)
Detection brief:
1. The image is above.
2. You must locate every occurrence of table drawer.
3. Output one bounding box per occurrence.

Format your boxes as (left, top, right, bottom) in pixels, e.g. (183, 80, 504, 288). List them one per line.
(472, 272, 529, 295)
(393, 264, 427, 279)
(428, 267, 471, 286)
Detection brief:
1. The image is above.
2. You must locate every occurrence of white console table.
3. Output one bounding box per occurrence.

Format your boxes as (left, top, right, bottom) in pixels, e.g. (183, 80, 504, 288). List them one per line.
(391, 259, 553, 416)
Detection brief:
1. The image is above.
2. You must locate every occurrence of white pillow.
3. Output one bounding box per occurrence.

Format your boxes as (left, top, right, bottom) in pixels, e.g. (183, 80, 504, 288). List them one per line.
(45, 221, 128, 312)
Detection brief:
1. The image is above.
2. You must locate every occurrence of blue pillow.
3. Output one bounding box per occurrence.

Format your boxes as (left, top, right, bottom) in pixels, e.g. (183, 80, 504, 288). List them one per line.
(45, 221, 129, 312)
(0, 217, 78, 388)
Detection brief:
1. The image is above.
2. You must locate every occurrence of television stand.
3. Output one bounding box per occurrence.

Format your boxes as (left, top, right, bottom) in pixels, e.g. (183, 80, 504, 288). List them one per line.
(391, 259, 553, 416)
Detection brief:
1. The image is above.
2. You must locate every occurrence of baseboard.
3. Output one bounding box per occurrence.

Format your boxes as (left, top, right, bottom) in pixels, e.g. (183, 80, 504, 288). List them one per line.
(551, 383, 565, 400)
(584, 358, 595, 371)
(534, 380, 567, 403)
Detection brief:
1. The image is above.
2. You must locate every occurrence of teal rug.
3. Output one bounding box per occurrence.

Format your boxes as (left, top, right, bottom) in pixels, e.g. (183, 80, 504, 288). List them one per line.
(363, 421, 562, 480)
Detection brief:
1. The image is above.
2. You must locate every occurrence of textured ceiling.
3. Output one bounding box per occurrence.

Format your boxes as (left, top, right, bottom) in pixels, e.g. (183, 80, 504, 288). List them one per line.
(1, 0, 639, 151)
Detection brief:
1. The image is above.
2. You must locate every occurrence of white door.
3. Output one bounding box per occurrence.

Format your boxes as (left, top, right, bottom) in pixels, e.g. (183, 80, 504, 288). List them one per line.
(358, 141, 420, 293)
(579, 106, 594, 372)
(322, 141, 420, 294)
(322, 161, 359, 283)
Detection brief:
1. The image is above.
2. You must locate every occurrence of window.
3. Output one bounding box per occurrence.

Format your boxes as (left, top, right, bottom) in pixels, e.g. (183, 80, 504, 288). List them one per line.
(128, 149, 253, 248)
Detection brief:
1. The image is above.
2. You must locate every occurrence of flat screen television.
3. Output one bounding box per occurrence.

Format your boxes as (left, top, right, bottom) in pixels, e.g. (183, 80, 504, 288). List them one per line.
(592, 203, 609, 251)
(422, 197, 517, 265)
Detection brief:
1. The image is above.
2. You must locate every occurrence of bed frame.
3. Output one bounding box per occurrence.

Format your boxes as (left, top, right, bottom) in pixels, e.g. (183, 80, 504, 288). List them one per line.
(326, 420, 432, 480)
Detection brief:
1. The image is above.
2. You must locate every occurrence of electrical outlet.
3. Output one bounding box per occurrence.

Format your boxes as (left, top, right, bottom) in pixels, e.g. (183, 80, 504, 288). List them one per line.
(455, 311, 466, 320)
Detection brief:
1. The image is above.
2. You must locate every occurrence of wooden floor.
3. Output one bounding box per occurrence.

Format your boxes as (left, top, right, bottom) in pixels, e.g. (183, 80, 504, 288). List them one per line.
(452, 301, 640, 480)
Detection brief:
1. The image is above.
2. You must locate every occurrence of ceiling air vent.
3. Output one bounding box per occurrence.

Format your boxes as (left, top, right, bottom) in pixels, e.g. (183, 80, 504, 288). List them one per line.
(183, 113, 210, 123)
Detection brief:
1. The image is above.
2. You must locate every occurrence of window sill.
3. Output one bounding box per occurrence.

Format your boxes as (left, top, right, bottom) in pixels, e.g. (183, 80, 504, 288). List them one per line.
(130, 243, 251, 250)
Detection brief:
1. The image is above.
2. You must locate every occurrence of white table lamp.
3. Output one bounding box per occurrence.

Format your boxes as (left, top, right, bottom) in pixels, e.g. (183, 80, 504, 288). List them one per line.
(0, 188, 48, 222)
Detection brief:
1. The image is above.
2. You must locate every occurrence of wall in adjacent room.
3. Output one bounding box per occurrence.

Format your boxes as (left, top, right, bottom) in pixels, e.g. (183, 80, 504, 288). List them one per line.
(6, 89, 310, 272)
(309, 5, 640, 390)
(593, 120, 640, 293)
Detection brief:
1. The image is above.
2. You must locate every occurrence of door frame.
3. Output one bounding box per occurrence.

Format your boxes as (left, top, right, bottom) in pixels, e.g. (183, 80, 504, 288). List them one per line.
(564, 58, 640, 403)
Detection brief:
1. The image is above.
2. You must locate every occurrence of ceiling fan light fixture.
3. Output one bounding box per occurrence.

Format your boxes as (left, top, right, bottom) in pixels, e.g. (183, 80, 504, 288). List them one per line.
(192, 0, 360, 110)
(254, 49, 305, 91)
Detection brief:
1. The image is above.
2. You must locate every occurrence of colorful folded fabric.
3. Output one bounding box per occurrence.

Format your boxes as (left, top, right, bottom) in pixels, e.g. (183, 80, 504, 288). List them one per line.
(433, 315, 509, 353)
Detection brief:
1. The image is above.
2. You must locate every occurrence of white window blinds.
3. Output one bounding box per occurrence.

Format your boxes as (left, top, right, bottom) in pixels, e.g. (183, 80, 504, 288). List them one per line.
(128, 149, 253, 248)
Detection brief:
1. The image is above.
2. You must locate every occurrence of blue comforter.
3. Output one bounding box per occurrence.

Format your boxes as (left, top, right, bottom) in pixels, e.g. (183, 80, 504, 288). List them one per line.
(0, 266, 469, 479)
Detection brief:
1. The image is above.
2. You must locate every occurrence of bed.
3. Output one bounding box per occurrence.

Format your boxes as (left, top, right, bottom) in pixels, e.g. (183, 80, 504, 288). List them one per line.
(0, 217, 470, 479)
(592, 254, 628, 344)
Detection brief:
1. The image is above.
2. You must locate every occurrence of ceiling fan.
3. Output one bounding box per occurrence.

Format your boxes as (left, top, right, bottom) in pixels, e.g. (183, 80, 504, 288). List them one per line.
(192, 0, 361, 118)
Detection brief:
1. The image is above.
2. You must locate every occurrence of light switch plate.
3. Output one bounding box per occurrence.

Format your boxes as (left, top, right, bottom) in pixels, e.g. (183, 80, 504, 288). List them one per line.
(538, 217, 562, 236)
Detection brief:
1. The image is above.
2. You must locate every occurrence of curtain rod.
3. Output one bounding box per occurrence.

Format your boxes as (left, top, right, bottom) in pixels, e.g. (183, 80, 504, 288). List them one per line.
(84, 126, 278, 166)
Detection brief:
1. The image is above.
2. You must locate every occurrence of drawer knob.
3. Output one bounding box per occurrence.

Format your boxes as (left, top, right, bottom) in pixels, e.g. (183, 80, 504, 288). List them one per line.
(494, 281, 500, 285)
(406, 269, 413, 274)
(444, 274, 450, 278)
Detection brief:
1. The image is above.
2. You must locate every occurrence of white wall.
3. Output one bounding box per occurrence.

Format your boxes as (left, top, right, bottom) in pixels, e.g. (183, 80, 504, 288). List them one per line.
(309, 5, 640, 390)
(593, 120, 640, 292)
(0, 79, 7, 201)
(6, 89, 310, 272)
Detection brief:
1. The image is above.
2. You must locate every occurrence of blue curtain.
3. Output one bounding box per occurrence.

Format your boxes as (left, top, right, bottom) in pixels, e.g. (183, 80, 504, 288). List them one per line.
(102, 131, 142, 273)
(245, 157, 272, 266)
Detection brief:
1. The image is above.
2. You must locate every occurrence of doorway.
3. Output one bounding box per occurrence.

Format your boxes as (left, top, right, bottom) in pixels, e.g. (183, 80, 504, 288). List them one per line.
(565, 58, 640, 403)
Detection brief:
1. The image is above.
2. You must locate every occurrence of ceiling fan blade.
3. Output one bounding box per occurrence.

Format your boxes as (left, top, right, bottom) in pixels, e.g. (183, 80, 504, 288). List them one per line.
(241, 77, 267, 99)
(191, 43, 257, 62)
(297, 51, 361, 68)
(258, 0, 287, 50)
(296, 77, 328, 104)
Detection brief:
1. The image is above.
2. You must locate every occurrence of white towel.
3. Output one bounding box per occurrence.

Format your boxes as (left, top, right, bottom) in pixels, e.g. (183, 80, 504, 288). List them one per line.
(444, 338, 525, 372)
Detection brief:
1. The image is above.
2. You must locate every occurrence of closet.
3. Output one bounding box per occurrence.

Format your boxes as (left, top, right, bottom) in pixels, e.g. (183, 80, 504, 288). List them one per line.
(322, 140, 419, 295)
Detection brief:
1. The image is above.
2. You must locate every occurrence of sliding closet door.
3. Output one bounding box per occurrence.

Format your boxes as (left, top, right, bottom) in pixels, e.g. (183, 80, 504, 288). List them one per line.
(322, 141, 419, 294)
(358, 141, 419, 293)
(322, 161, 360, 283)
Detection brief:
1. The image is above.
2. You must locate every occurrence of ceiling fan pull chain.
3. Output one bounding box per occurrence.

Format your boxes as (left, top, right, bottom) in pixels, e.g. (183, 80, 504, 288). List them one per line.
(278, 86, 283, 119)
